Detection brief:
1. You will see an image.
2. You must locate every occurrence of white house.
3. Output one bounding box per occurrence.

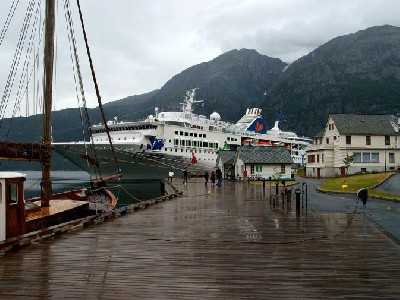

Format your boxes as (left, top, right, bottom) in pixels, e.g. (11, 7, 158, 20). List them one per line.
(306, 114, 400, 177)
(231, 146, 293, 180)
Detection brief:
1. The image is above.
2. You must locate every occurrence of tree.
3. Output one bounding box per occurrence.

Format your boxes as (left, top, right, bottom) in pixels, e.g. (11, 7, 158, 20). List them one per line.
(342, 153, 355, 176)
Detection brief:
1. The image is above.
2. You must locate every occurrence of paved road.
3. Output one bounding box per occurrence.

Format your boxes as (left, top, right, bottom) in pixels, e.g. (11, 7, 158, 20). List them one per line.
(376, 174, 400, 194)
(293, 177, 400, 243)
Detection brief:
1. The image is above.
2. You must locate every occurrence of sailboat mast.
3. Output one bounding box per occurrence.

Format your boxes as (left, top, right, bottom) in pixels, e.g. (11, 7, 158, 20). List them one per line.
(41, 0, 56, 206)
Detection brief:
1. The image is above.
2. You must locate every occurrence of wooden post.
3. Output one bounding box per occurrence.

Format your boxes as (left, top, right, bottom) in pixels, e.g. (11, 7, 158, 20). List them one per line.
(41, 0, 56, 207)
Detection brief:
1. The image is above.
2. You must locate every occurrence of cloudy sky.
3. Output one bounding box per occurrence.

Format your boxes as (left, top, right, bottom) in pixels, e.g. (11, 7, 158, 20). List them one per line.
(0, 0, 399, 117)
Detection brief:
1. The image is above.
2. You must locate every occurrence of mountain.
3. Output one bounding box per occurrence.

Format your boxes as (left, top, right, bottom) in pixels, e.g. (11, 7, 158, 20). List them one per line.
(262, 25, 400, 136)
(2, 25, 400, 170)
(101, 25, 400, 136)
(148, 49, 287, 122)
(95, 49, 287, 124)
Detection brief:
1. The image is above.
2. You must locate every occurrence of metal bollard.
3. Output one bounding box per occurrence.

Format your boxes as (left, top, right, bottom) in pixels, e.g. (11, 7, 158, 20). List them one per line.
(287, 189, 292, 202)
(295, 188, 301, 212)
(358, 188, 368, 235)
(302, 182, 308, 210)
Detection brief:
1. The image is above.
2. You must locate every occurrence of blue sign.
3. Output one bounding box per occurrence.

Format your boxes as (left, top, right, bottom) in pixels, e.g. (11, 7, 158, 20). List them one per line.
(247, 117, 267, 134)
(147, 137, 164, 150)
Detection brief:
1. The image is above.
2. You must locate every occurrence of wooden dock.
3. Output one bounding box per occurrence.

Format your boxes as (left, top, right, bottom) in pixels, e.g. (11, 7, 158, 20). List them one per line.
(1, 179, 400, 299)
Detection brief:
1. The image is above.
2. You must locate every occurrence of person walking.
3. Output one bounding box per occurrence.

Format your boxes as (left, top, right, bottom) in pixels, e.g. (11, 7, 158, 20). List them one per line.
(211, 171, 216, 186)
(216, 167, 222, 186)
(168, 170, 174, 182)
(204, 171, 209, 185)
(183, 168, 189, 185)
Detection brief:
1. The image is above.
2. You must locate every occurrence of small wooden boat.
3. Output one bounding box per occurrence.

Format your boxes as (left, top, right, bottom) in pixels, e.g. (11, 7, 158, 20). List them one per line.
(1, 172, 117, 241)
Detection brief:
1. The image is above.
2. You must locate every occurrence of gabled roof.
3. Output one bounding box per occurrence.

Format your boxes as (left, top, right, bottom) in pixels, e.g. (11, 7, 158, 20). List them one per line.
(314, 129, 325, 138)
(236, 146, 293, 164)
(331, 114, 399, 135)
(218, 150, 235, 165)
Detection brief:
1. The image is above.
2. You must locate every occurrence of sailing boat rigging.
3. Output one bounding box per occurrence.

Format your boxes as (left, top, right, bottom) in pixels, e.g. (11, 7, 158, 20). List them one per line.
(0, 0, 120, 239)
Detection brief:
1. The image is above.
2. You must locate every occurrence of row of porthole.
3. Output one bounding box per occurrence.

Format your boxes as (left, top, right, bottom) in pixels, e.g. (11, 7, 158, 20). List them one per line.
(164, 148, 215, 160)
(95, 136, 136, 142)
(164, 147, 216, 155)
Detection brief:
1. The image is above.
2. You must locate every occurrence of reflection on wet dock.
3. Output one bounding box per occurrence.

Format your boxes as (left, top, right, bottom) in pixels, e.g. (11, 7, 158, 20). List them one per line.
(1, 179, 400, 299)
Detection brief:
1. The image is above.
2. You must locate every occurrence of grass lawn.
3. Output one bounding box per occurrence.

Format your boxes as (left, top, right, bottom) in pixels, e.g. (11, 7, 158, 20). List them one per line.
(319, 173, 400, 200)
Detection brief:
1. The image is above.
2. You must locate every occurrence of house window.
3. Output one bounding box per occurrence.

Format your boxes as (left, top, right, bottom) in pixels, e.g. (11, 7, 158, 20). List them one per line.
(371, 153, 379, 163)
(362, 153, 370, 163)
(308, 155, 315, 163)
(281, 165, 286, 174)
(256, 165, 262, 172)
(317, 155, 320, 163)
(346, 136, 351, 145)
(354, 153, 361, 163)
(385, 135, 390, 146)
(250, 165, 255, 175)
(9, 183, 18, 204)
(366, 136, 371, 145)
(389, 153, 395, 163)
(326, 138, 329, 144)
(321, 154, 324, 163)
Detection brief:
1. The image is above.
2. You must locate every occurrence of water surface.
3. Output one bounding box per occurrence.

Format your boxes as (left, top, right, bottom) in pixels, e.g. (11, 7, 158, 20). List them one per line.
(22, 170, 162, 206)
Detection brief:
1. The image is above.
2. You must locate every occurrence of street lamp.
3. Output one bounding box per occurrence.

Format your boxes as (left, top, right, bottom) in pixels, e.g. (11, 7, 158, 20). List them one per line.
(384, 146, 387, 173)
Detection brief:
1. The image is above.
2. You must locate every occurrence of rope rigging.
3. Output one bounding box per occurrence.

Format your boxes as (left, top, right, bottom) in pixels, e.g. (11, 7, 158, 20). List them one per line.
(76, 0, 122, 177)
(0, 0, 21, 48)
(6, 1, 42, 139)
(63, 0, 103, 181)
(0, 1, 122, 192)
(0, 0, 37, 132)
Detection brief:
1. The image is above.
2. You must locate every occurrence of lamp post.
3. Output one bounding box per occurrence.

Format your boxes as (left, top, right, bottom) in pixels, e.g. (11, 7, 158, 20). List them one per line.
(384, 146, 387, 173)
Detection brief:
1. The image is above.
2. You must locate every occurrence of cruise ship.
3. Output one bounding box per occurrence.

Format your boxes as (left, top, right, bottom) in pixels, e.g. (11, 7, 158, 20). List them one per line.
(54, 89, 311, 179)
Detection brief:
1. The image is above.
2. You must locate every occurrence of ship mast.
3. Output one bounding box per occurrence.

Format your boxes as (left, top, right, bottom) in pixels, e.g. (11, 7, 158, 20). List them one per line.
(41, 0, 56, 206)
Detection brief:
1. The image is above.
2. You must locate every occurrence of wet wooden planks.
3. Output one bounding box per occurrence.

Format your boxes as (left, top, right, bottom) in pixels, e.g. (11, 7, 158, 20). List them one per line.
(1, 180, 400, 299)
(26, 199, 88, 221)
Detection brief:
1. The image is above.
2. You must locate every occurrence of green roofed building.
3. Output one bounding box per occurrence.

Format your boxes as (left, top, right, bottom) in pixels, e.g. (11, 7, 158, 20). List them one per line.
(222, 146, 293, 180)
